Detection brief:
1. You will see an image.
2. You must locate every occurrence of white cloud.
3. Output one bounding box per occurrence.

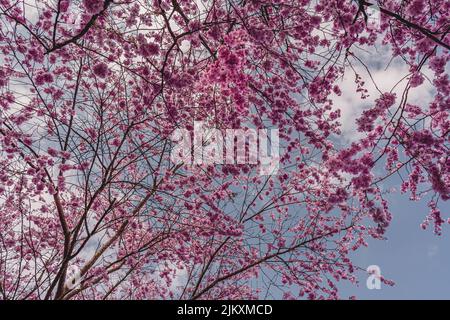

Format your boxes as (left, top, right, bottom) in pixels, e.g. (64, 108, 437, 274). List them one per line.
(331, 44, 435, 142)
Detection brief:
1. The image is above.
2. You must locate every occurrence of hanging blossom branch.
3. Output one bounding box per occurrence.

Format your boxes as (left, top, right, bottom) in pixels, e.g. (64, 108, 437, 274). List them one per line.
(354, 0, 450, 50)
(0, 0, 448, 300)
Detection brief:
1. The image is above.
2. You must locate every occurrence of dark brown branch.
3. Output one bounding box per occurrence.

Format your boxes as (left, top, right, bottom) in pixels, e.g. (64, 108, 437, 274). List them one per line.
(354, 0, 450, 50)
(45, 0, 114, 54)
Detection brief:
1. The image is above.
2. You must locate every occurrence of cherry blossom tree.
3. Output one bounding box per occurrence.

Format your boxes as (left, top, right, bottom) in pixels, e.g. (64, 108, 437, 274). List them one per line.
(0, 0, 448, 300)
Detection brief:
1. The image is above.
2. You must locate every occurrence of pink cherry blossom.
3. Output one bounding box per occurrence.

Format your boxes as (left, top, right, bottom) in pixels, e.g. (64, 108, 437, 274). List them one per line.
(83, 0, 104, 15)
(92, 62, 109, 78)
(0, 0, 448, 301)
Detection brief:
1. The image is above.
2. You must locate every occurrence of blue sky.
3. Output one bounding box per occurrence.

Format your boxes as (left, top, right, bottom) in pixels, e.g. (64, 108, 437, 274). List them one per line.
(338, 191, 450, 299)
